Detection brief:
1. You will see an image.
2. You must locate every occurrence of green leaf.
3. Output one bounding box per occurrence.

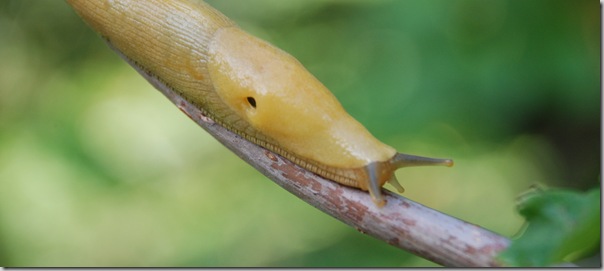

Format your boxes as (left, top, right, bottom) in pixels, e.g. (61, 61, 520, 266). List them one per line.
(498, 187, 600, 267)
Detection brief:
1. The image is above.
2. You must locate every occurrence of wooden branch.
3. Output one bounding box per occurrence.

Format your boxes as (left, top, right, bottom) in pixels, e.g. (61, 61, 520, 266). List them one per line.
(108, 43, 511, 267)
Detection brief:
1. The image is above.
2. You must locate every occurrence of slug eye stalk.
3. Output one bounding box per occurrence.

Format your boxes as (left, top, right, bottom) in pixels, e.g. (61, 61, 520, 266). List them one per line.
(367, 153, 454, 207)
(392, 153, 454, 168)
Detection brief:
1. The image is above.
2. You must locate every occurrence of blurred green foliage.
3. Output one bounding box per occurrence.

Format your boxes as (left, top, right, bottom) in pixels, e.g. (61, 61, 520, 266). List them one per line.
(498, 187, 600, 267)
(0, 0, 599, 267)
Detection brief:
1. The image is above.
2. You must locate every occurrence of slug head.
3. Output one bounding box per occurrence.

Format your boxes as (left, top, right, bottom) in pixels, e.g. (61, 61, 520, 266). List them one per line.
(208, 27, 454, 207)
(208, 27, 396, 169)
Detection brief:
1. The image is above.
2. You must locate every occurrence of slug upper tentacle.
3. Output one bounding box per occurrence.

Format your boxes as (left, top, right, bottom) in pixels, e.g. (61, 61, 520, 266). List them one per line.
(66, 0, 453, 207)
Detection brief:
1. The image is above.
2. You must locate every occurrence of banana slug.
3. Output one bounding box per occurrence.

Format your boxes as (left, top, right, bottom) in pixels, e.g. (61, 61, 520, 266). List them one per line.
(66, 0, 453, 207)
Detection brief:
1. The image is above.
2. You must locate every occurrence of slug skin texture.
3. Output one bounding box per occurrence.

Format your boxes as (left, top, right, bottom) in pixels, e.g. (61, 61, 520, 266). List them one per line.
(66, 0, 453, 207)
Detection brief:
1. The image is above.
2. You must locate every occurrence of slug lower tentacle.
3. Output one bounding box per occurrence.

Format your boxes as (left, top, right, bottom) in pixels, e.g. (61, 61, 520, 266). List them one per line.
(66, 0, 453, 207)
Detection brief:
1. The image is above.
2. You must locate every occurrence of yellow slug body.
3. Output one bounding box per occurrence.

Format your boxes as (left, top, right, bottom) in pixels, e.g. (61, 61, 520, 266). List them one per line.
(66, 0, 453, 207)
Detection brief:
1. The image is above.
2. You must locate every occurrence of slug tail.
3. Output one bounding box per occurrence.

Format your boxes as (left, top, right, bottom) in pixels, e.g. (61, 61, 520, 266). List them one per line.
(391, 153, 453, 169)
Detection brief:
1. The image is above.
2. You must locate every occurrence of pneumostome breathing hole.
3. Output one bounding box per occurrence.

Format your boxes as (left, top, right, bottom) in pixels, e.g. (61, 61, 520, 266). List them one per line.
(247, 97, 257, 108)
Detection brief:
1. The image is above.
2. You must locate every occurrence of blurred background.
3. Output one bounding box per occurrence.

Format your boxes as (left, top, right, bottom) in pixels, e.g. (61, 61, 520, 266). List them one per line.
(0, 0, 599, 267)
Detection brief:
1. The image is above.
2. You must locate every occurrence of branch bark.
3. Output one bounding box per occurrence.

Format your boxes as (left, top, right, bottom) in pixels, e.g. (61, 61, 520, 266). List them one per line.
(109, 44, 511, 267)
